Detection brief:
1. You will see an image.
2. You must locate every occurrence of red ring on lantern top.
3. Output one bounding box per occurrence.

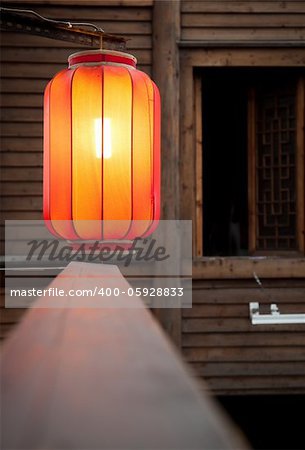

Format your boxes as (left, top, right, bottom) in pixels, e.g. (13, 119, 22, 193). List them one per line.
(68, 50, 137, 69)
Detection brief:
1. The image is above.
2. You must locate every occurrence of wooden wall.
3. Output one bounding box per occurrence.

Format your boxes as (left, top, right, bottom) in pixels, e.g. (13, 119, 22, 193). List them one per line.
(183, 279, 305, 395)
(181, 1, 305, 42)
(0, 0, 153, 223)
(0, 0, 153, 336)
(1, 0, 305, 395)
(178, 1, 305, 394)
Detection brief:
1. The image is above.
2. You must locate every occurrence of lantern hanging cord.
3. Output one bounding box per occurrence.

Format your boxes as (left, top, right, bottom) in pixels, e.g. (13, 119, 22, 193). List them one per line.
(0, 7, 105, 33)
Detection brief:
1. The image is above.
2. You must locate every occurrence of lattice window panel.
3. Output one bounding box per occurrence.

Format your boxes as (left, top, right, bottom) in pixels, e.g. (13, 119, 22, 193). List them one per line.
(256, 85, 297, 251)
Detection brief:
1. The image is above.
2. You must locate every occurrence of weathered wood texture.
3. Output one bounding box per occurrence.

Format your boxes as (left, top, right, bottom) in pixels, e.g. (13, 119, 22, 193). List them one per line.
(0, 0, 153, 221)
(181, 1, 305, 42)
(153, 0, 180, 220)
(152, 0, 182, 345)
(192, 257, 305, 279)
(1, 0, 305, 399)
(0, 262, 247, 450)
(182, 278, 305, 395)
(3, 0, 153, 4)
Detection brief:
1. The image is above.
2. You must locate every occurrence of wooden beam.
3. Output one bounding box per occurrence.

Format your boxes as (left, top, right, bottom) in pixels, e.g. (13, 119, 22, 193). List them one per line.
(1, 0, 153, 5)
(152, 0, 182, 346)
(0, 9, 126, 50)
(181, 48, 305, 67)
(296, 77, 305, 252)
(195, 75, 203, 257)
(180, 63, 195, 227)
(179, 40, 305, 48)
(1, 262, 246, 449)
(193, 257, 305, 279)
(153, 0, 180, 220)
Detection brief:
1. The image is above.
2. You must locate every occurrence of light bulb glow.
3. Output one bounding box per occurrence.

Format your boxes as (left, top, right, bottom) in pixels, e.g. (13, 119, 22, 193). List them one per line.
(94, 118, 102, 158)
(103, 118, 112, 159)
(94, 118, 112, 159)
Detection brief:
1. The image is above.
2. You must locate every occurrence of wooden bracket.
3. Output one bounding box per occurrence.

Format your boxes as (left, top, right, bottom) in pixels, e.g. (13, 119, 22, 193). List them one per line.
(0, 9, 127, 50)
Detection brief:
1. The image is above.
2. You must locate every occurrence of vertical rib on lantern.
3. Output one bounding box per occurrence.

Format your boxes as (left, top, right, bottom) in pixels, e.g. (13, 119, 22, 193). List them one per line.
(43, 50, 160, 241)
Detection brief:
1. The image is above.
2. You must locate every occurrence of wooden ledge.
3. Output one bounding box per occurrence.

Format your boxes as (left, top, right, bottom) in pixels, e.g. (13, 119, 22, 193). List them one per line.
(1, 262, 246, 449)
(193, 257, 305, 279)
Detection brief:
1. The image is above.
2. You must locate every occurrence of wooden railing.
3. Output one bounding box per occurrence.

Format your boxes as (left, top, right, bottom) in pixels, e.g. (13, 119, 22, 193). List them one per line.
(1, 262, 247, 449)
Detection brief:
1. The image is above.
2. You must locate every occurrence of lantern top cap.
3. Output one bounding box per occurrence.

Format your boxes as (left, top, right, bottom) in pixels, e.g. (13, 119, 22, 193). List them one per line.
(68, 50, 137, 69)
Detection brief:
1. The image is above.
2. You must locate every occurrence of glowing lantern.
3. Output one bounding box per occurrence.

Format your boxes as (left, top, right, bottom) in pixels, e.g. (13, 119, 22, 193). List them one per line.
(43, 50, 160, 241)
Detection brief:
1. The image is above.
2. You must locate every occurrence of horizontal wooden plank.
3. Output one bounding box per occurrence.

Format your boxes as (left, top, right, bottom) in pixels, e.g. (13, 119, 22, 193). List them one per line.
(1, 167, 42, 181)
(2, 0, 153, 6)
(0, 6, 152, 21)
(199, 385, 305, 395)
(0, 182, 42, 196)
(1, 196, 42, 211)
(0, 108, 42, 122)
(1, 47, 151, 64)
(0, 323, 15, 340)
(192, 288, 305, 304)
(183, 303, 305, 318)
(138, 64, 151, 76)
(181, 48, 305, 68)
(182, 318, 305, 333)
(0, 19, 151, 35)
(0, 78, 48, 94)
(0, 137, 42, 151)
(190, 361, 305, 377)
(183, 347, 305, 363)
(181, 304, 248, 319)
(1, 62, 151, 78)
(181, 27, 305, 41)
(194, 281, 305, 291)
(193, 257, 305, 279)
(0, 31, 81, 49)
(202, 376, 305, 391)
(1, 63, 65, 78)
(0, 93, 43, 108)
(182, 332, 305, 348)
(0, 308, 27, 324)
(181, 1, 305, 14)
(88, 20, 154, 35)
(1, 152, 42, 166)
(182, 13, 305, 28)
(1, 211, 43, 219)
(1, 262, 245, 449)
(1, 32, 152, 49)
(193, 278, 305, 289)
(1, 122, 43, 137)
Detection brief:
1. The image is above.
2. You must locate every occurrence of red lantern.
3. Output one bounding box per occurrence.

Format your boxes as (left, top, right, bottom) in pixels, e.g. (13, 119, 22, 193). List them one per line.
(44, 50, 160, 241)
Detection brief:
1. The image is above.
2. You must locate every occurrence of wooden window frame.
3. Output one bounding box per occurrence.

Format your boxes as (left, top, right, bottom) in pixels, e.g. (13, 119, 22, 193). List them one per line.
(248, 78, 305, 256)
(180, 47, 305, 279)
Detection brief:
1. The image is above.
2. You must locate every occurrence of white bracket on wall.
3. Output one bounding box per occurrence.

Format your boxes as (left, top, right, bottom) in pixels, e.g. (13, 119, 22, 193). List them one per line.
(249, 302, 305, 325)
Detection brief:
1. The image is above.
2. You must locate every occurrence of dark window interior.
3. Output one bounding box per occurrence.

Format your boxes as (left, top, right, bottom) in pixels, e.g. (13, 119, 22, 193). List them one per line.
(218, 395, 305, 450)
(201, 68, 302, 256)
(202, 68, 248, 256)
